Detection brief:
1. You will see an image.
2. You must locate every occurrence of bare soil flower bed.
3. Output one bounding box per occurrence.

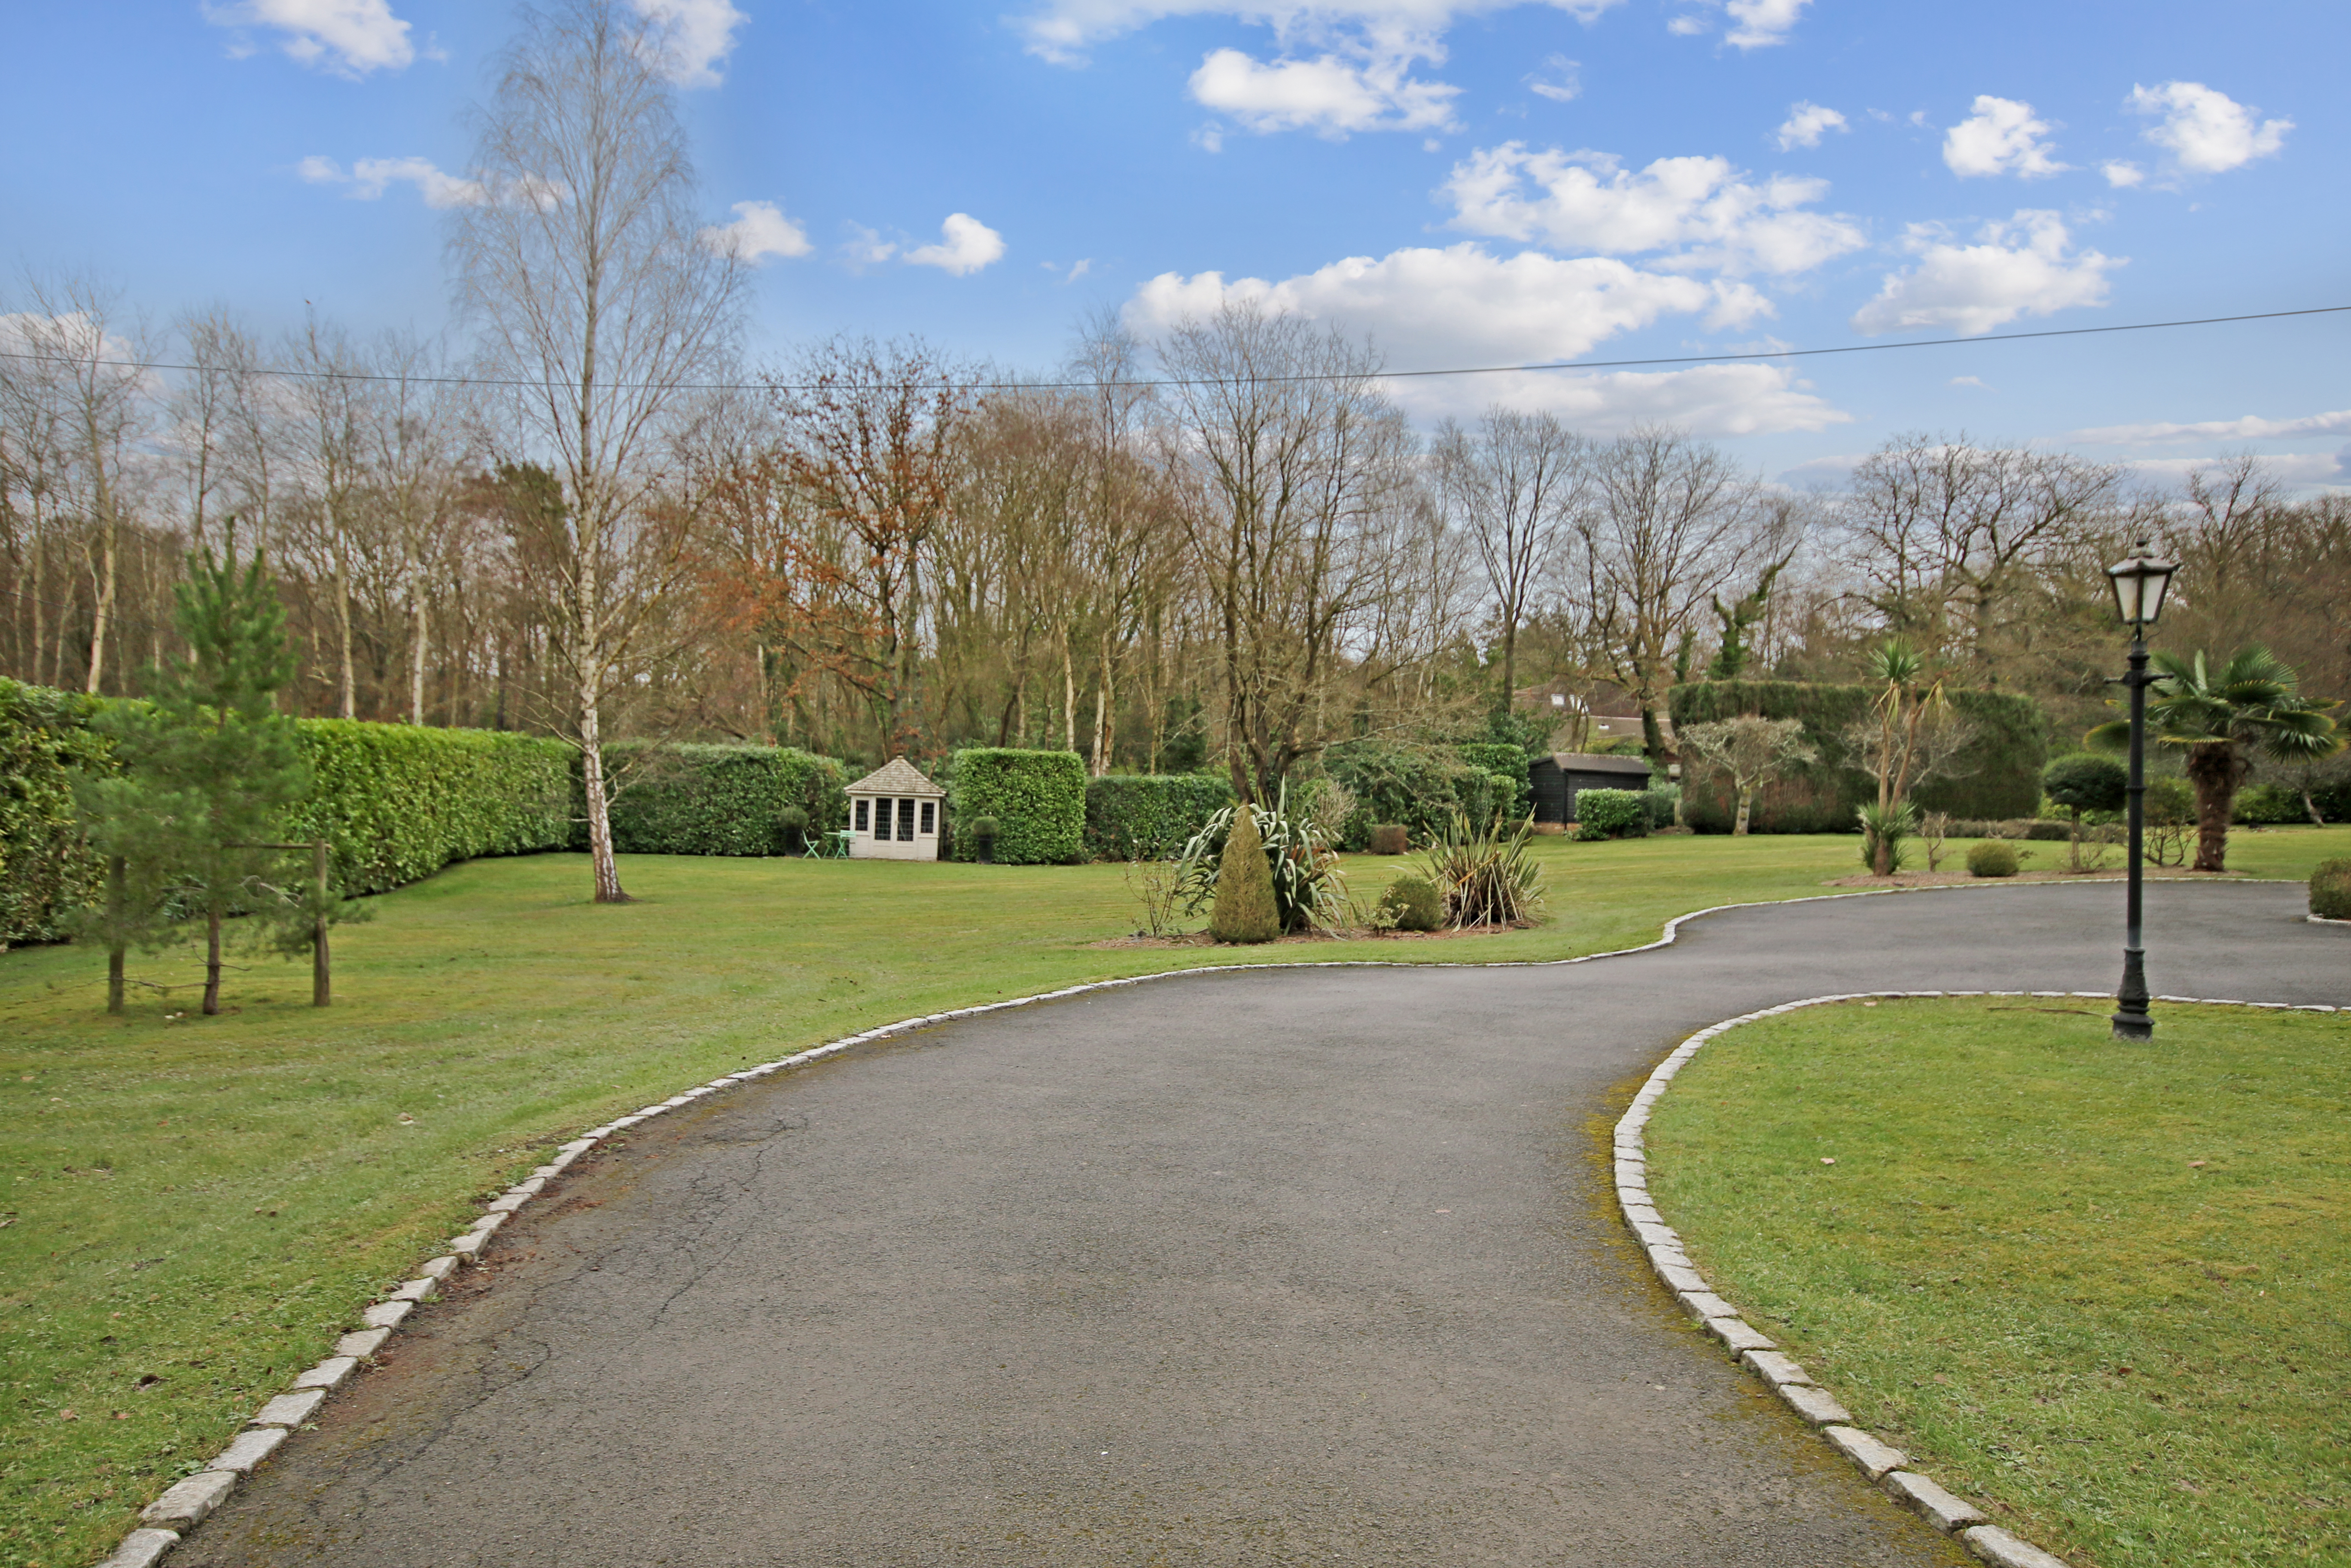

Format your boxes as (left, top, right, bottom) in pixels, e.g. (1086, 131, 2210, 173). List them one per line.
(1093, 922, 1532, 949)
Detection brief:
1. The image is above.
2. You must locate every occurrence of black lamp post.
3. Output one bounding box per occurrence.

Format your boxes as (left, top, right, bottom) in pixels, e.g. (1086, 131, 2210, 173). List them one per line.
(2104, 539, 2177, 1041)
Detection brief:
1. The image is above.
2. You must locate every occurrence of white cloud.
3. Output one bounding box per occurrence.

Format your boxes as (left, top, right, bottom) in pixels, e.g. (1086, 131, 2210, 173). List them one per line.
(1949, 375, 1991, 389)
(700, 200, 811, 264)
(2069, 408, 2351, 446)
(1066, 258, 1095, 282)
(905, 214, 1007, 276)
(1774, 100, 1846, 151)
(1724, 0, 1809, 49)
(630, 0, 748, 87)
(1442, 143, 1865, 276)
(2101, 160, 2144, 188)
(1189, 41, 1459, 134)
(2126, 81, 2290, 176)
(1941, 95, 2067, 179)
(298, 154, 487, 208)
(1666, 14, 1708, 34)
(203, 0, 415, 76)
(1125, 243, 1841, 430)
(2117, 452, 2345, 489)
(1851, 210, 2120, 336)
(1016, 2, 1624, 66)
(841, 225, 898, 269)
(1528, 54, 1579, 102)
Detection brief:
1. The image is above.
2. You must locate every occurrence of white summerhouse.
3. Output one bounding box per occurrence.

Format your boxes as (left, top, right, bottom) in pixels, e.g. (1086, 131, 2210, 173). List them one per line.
(845, 757, 945, 861)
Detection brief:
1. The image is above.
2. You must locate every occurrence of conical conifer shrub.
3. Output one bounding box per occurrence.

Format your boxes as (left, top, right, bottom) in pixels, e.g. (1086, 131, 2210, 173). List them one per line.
(1209, 805, 1281, 944)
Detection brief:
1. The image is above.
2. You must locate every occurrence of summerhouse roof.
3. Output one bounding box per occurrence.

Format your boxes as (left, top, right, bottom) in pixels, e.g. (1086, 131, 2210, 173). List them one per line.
(846, 757, 943, 796)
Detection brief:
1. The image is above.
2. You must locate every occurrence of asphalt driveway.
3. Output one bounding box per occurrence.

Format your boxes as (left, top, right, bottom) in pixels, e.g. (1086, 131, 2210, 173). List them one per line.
(175, 882, 2344, 1567)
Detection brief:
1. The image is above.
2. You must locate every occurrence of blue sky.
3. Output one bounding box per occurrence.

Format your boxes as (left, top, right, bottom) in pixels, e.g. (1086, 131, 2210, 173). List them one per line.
(5, 0, 2344, 485)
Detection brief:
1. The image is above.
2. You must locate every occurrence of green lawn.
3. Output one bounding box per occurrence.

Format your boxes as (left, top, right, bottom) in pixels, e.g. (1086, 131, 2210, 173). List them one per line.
(1645, 998, 2350, 1568)
(3, 825, 2344, 1566)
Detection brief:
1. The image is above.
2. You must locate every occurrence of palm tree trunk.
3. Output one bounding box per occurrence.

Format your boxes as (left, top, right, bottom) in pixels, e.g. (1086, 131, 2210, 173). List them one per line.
(2184, 740, 2241, 873)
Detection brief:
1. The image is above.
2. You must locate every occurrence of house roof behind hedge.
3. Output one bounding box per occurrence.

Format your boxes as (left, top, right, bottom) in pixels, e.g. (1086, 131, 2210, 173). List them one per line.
(847, 757, 942, 796)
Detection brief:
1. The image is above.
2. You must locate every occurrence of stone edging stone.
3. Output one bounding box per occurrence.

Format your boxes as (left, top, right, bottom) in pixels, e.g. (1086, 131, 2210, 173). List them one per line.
(1612, 989, 2344, 1568)
(92, 874, 2329, 1568)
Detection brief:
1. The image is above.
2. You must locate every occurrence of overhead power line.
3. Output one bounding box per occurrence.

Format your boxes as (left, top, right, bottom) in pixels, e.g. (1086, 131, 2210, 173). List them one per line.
(0, 304, 2341, 393)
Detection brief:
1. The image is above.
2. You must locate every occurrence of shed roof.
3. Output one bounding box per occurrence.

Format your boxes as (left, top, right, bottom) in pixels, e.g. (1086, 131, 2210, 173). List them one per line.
(845, 757, 943, 796)
(1548, 751, 1654, 776)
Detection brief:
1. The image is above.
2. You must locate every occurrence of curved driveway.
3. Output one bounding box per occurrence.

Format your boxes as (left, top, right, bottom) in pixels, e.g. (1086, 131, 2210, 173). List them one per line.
(183, 883, 2343, 1568)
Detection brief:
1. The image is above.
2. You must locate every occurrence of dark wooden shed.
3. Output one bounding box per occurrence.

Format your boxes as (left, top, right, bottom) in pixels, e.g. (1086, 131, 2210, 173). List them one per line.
(1530, 752, 1656, 825)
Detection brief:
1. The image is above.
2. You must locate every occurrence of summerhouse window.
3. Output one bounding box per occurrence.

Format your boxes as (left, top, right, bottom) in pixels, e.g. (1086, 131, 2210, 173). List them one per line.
(897, 798, 916, 841)
(920, 800, 935, 835)
(855, 798, 870, 833)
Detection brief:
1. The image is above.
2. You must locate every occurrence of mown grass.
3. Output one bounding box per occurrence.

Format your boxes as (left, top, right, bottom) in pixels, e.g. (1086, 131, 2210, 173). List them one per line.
(1645, 997, 2351, 1568)
(3, 824, 2344, 1565)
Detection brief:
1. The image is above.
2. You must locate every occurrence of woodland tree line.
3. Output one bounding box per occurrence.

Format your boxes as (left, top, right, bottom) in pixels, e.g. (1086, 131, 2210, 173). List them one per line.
(2, 1, 2343, 895)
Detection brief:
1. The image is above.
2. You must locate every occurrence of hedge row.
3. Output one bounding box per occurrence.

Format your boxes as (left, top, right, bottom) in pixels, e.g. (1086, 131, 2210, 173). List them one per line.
(0, 686, 582, 945)
(292, 721, 574, 895)
(1669, 680, 2046, 833)
(1084, 773, 1234, 860)
(0, 680, 110, 947)
(598, 743, 848, 857)
(950, 748, 1088, 864)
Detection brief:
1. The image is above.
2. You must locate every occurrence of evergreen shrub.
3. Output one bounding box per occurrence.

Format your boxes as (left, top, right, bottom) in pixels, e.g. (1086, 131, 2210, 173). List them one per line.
(1457, 742, 1533, 819)
(1967, 840, 2021, 877)
(0, 679, 110, 947)
(1322, 740, 1515, 848)
(1084, 773, 1234, 861)
(2311, 859, 2351, 919)
(598, 743, 847, 858)
(950, 748, 1087, 864)
(298, 722, 573, 894)
(1669, 679, 2046, 832)
(2233, 782, 2305, 825)
(1208, 805, 1281, 942)
(1380, 874, 1444, 932)
(1572, 788, 1649, 839)
(1367, 823, 1409, 856)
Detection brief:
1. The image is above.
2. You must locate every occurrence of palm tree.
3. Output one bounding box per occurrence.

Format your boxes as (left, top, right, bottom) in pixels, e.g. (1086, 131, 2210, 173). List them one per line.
(2089, 646, 2341, 873)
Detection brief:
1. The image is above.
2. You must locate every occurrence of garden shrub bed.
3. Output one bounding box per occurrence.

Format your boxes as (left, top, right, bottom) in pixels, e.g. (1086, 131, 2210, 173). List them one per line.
(1644, 997, 2351, 1568)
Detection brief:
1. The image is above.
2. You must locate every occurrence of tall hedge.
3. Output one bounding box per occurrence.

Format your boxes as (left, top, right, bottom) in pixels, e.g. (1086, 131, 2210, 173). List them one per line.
(1458, 742, 1534, 820)
(288, 721, 574, 895)
(1669, 680, 2046, 833)
(598, 742, 848, 856)
(0, 679, 110, 947)
(1085, 773, 1235, 860)
(950, 748, 1087, 864)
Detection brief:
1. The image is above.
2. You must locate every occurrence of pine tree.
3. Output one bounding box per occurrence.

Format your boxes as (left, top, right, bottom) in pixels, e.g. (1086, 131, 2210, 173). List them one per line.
(1209, 805, 1280, 944)
(82, 538, 320, 1014)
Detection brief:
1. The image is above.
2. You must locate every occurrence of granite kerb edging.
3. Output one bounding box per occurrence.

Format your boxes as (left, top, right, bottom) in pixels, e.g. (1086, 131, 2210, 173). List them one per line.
(1614, 989, 2344, 1568)
(90, 876, 2318, 1568)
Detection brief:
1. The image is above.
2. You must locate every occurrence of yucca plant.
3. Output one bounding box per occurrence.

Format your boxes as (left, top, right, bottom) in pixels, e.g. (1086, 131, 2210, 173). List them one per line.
(1417, 812, 1545, 928)
(1857, 800, 1918, 874)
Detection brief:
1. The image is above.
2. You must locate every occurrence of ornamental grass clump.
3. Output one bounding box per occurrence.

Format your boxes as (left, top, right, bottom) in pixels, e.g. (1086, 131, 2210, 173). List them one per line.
(1206, 804, 1280, 943)
(2312, 858, 2351, 919)
(1418, 812, 1544, 928)
(1967, 839, 2021, 878)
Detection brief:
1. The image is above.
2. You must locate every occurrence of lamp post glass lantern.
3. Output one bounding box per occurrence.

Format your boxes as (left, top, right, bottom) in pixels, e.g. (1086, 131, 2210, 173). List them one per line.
(2104, 539, 2177, 1041)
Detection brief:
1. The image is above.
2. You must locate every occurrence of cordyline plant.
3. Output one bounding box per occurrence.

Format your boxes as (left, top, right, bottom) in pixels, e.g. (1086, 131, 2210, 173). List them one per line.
(1846, 639, 1974, 874)
(1176, 784, 1349, 935)
(2088, 645, 2341, 872)
(1417, 811, 1545, 928)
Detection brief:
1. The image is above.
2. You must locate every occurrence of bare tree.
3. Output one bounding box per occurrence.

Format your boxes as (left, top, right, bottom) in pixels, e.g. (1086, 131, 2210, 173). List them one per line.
(1675, 715, 1814, 835)
(1434, 406, 1583, 707)
(451, 0, 742, 902)
(1157, 300, 1415, 803)
(1561, 427, 1766, 766)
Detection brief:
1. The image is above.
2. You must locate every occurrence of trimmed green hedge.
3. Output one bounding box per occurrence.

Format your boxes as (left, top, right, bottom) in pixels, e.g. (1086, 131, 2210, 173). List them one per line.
(951, 749, 1088, 864)
(1670, 681, 2046, 833)
(0, 679, 110, 948)
(291, 721, 573, 895)
(1572, 789, 1651, 840)
(1085, 773, 1235, 861)
(598, 743, 848, 857)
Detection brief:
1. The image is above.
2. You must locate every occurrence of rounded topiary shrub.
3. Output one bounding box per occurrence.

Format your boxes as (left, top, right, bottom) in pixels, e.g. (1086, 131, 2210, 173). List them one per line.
(1367, 823, 1409, 856)
(1967, 840, 2021, 878)
(1379, 874, 1444, 932)
(2312, 858, 2351, 920)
